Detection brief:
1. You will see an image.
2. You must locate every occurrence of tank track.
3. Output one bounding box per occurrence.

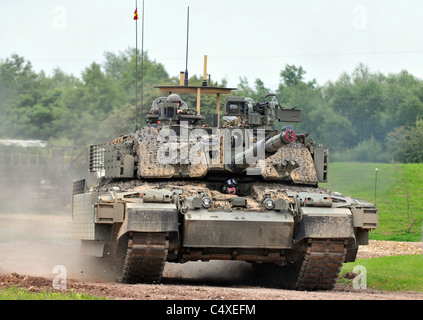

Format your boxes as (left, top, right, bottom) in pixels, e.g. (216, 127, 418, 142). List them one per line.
(118, 232, 169, 284)
(294, 239, 347, 290)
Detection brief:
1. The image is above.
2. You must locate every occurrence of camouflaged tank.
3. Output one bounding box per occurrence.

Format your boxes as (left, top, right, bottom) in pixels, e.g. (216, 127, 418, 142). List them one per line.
(72, 85, 378, 290)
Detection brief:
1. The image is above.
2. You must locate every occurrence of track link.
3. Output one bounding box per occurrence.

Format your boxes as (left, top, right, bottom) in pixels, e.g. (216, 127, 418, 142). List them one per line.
(118, 232, 169, 284)
(294, 239, 347, 290)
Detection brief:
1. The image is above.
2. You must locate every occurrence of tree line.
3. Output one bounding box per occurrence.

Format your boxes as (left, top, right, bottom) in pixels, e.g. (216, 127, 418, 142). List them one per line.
(0, 49, 422, 163)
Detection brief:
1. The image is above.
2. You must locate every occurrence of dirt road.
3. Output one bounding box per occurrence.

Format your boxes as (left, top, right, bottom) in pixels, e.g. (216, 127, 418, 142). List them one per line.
(0, 212, 422, 300)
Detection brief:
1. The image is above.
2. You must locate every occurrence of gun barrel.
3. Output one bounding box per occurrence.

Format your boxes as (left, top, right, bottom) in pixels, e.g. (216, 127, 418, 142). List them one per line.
(231, 127, 296, 171)
(265, 128, 296, 153)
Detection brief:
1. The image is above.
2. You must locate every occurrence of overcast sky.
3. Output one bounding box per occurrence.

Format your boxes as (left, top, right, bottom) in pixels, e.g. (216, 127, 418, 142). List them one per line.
(1, 0, 423, 90)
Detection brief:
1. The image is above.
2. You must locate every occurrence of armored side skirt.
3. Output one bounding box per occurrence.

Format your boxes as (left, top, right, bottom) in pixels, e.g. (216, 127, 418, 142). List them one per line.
(183, 210, 294, 249)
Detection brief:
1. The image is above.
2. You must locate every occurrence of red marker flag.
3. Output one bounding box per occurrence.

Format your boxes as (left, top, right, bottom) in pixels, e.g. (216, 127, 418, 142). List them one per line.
(134, 8, 139, 20)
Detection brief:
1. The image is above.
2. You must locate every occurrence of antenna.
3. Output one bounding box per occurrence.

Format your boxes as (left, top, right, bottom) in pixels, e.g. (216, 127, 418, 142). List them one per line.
(184, 6, 190, 86)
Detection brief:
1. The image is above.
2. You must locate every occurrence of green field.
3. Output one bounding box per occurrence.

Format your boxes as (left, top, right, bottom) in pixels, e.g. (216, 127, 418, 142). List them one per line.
(0, 287, 105, 300)
(340, 255, 423, 292)
(321, 162, 423, 242)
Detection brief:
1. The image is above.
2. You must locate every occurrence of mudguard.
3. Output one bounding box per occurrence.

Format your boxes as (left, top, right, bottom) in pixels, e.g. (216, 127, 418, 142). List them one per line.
(294, 207, 355, 243)
(117, 202, 179, 239)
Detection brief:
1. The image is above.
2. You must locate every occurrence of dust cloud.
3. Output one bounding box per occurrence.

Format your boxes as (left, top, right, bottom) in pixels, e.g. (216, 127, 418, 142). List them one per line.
(163, 261, 262, 286)
(0, 149, 109, 283)
(0, 201, 114, 283)
(0, 209, 266, 287)
(0, 205, 267, 286)
(0, 148, 271, 287)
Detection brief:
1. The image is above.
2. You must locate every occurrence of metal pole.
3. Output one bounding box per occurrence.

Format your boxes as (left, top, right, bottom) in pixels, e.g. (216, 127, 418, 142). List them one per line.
(141, 0, 145, 125)
(135, 0, 139, 130)
(184, 6, 189, 86)
(375, 168, 378, 206)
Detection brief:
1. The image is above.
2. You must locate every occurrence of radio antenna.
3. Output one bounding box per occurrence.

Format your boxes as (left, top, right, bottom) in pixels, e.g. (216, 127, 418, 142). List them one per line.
(184, 6, 190, 86)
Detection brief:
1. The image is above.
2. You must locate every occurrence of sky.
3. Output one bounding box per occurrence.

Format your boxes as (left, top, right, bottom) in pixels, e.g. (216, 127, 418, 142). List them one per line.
(1, 0, 423, 91)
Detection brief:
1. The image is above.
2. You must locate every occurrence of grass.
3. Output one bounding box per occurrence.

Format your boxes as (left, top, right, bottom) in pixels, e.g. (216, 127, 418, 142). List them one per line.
(321, 162, 423, 242)
(340, 255, 423, 292)
(0, 286, 106, 300)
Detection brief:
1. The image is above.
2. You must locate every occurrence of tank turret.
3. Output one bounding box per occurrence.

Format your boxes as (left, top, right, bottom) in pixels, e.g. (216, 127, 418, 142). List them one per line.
(89, 89, 326, 185)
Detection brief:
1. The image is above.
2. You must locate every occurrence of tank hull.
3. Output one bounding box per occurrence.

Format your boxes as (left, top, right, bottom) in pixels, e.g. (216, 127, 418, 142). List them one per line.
(72, 179, 377, 290)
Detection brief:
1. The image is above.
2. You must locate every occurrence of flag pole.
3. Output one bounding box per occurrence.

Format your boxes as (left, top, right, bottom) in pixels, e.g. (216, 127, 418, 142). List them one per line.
(184, 6, 189, 86)
(140, 0, 144, 126)
(135, 0, 139, 130)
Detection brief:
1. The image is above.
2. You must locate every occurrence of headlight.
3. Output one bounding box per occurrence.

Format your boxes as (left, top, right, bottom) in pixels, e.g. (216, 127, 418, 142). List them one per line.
(263, 198, 275, 210)
(202, 196, 213, 208)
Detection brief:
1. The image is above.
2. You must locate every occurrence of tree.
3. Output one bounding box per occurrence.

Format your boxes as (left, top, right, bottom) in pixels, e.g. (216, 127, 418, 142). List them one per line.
(280, 64, 306, 88)
(382, 70, 423, 131)
(0, 54, 45, 138)
(386, 119, 423, 163)
(324, 64, 387, 148)
(1, 51, 423, 163)
(279, 64, 316, 89)
(235, 77, 271, 102)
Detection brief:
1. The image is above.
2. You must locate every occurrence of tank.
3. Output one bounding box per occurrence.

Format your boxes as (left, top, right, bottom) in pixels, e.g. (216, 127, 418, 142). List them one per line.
(72, 83, 378, 290)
